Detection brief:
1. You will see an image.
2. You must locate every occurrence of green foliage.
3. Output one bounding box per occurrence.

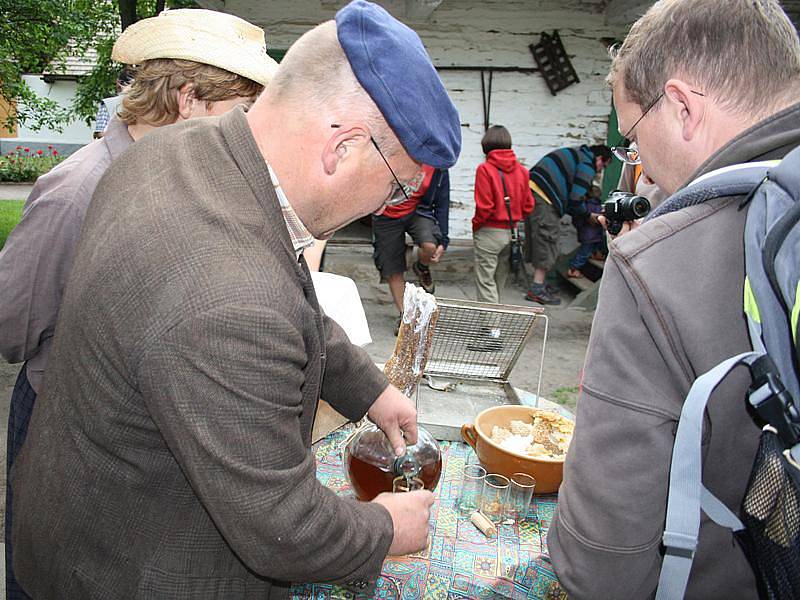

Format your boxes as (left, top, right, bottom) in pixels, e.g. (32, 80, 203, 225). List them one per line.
(0, 0, 118, 132)
(0, 201, 25, 250)
(1, 0, 199, 132)
(0, 146, 63, 183)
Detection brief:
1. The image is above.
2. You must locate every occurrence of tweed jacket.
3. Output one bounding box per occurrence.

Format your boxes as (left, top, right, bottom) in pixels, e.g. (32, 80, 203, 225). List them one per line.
(12, 108, 394, 599)
(548, 102, 800, 599)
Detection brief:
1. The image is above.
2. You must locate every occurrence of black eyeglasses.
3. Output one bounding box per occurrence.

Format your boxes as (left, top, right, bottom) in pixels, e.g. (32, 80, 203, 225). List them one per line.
(611, 89, 705, 165)
(331, 124, 421, 206)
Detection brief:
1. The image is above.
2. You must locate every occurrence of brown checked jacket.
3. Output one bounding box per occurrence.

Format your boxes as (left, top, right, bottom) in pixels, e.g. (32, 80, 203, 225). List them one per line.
(12, 108, 394, 599)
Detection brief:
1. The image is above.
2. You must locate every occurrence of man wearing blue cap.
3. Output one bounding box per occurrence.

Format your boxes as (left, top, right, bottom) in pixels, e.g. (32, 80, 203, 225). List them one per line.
(10, 1, 460, 598)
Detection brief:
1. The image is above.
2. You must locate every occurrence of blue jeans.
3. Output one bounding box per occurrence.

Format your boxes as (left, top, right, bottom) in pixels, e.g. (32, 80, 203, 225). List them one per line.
(569, 241, 602, 269)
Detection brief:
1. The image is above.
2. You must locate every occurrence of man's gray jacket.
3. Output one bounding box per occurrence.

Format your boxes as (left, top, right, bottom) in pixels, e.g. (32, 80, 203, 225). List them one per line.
(549, 102, 800, 599)
(12, 108, 394, 599)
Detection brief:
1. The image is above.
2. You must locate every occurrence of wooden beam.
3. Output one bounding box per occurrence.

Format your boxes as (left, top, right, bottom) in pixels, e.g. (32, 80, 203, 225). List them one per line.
(404, 0, 444, 21)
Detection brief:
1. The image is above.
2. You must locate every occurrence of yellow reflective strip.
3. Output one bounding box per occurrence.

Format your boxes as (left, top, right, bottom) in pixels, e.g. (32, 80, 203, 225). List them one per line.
(792, 281, 800, 344)
(744, 277, 761, 324)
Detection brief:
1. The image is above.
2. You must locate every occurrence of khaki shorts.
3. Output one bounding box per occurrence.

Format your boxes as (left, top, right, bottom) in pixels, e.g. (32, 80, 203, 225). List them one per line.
(524, 196, 561, 271)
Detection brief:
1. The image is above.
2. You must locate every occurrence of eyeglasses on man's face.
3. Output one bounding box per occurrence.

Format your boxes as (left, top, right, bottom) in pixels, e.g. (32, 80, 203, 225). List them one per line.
(611, 89, 705, 166)
(331, 124, 422, 206)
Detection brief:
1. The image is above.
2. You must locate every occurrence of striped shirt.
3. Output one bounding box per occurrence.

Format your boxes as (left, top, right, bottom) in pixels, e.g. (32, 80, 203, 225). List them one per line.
(266, 163, 315, 257)
(529, 145, 596, 217)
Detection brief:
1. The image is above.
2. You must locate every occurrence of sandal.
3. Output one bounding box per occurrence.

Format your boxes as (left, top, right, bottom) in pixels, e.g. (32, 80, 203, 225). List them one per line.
(566, 267, 584, 278)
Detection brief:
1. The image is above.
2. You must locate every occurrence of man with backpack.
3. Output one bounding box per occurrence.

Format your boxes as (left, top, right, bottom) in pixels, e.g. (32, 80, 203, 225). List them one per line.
(548, 1, 800, 598)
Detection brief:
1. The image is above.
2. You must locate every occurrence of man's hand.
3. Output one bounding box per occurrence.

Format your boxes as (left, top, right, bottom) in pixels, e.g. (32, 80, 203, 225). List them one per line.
(372, 490, 434, 555)
(430, 244, 446, 263)
(597, 215, 641, 239)
(368, 385, 418, 456)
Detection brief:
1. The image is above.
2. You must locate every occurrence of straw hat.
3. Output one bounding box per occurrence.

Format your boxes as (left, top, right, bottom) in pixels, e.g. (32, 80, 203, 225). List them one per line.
(112, 9, 278, 86)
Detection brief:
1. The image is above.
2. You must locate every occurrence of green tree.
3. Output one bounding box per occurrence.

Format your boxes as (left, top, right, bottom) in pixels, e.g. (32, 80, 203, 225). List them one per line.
(1, 0, 196, 133)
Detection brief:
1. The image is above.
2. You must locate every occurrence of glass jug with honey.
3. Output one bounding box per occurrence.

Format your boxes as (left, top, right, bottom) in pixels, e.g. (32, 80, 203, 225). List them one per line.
(343, 422, 442, 501)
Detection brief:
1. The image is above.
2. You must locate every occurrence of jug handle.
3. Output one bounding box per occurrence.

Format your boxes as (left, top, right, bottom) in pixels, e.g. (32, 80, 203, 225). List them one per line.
(461, 424, 478, 450)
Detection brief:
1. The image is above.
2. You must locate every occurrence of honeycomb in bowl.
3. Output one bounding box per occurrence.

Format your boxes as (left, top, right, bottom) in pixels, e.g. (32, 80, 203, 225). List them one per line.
(489, 411, 574, 459)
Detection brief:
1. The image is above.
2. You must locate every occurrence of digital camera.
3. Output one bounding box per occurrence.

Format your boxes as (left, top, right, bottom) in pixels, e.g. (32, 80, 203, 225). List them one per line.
(602, 191, 651, 235)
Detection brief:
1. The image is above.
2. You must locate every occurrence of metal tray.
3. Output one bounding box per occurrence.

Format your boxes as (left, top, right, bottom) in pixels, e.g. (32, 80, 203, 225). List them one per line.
(416, 375, 520, 441)
(414, 299, 547, 441)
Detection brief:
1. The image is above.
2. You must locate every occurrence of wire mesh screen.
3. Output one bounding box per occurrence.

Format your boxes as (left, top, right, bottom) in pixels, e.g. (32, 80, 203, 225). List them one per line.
(425, 299, 542, 381)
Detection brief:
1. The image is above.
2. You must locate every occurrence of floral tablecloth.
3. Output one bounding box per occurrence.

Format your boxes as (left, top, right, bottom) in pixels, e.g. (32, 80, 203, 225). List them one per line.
(290, 427, 566, 599)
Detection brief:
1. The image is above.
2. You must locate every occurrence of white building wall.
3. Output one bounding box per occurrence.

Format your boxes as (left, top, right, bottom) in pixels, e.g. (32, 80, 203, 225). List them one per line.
(219, 0, 629, 239)
(15, 75, 94, 146)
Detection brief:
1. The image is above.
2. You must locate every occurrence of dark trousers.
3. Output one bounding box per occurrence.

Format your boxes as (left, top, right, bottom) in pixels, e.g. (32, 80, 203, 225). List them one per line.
(569, 241, 603, 269)
(6, 364, 36, 600)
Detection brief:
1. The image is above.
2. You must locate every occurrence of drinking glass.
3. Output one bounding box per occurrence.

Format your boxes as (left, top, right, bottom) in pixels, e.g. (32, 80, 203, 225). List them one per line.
(457, 464, 486, 515)
(480, 474, 510, 523)
(508, 473, 536, 522)
(392, 476, 425, 493)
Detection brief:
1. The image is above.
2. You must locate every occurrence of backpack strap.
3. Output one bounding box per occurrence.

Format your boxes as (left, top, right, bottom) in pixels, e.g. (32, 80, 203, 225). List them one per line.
(647, 162, 776, 222)
(656, 352, 759, 600)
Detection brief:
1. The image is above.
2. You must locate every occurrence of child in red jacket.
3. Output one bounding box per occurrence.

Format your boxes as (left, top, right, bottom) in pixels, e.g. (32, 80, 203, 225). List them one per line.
(472, 126, 535, 303)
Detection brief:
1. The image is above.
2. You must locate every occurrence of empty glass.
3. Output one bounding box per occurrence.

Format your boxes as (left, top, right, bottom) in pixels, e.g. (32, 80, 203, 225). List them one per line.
(480, 474, 510, 523)
(457, 464, 486, 515)
(508, 473, 536, 522)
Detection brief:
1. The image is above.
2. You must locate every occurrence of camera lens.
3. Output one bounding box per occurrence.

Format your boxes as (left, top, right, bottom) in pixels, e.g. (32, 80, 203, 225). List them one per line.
(632, 197, 650, 218)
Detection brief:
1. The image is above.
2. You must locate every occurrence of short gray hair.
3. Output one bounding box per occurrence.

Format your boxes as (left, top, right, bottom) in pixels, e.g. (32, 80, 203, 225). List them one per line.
(608, 0, 800, 117)
(269, 21, 401, 155)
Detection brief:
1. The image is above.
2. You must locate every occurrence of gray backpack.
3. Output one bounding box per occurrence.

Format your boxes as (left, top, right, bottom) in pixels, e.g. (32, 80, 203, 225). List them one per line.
(650, 149, 800, 600)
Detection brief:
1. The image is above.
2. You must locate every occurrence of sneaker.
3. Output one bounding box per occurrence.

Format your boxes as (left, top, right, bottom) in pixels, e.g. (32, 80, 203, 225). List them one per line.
(413, 261, 435, 294)
(525, 286, 562, 305)
(545, 282, 561, 297)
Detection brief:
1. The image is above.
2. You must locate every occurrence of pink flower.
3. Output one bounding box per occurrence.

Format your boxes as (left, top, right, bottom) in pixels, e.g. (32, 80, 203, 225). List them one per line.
(36, 149, 43, 155)
(15, 145, 21, 150)
(52, 150, 58, 156)
(23, 147, 29, 152)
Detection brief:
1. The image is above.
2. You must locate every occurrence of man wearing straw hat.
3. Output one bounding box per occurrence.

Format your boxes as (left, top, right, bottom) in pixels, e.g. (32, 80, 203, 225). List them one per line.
(0, 9, 276, 599)
(11, 1, 461, 598)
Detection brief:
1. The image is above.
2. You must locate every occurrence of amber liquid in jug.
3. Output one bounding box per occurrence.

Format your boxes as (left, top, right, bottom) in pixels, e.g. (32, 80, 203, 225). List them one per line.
(344, 424, 443, 501)
(346, 452, 442, 501)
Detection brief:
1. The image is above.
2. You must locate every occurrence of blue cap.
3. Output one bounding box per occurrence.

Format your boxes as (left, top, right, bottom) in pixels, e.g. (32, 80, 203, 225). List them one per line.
(336, 0, 461, 169)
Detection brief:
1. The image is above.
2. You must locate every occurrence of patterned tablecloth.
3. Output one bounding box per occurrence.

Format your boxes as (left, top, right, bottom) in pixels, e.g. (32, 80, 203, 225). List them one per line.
(290, 426, 566, 599)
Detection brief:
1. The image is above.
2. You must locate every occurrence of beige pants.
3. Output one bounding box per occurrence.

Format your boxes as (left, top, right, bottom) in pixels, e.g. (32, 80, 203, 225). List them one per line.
(473, 227, 511, 303)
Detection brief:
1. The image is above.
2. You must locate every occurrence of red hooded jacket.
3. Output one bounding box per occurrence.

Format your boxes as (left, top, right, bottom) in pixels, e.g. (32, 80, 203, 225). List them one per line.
(472, 149, 534, 232)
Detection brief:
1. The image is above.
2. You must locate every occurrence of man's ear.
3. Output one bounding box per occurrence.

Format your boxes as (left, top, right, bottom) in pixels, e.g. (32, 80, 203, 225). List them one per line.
(663, 79, 705, 142)
(321, 124, 370, 175)
(176, 83, 196, 121)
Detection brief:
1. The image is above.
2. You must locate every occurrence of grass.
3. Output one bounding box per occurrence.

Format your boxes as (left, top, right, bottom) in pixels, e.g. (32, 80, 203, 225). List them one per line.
(550, 385, 580, 410)
(0, 200, 24, 250)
